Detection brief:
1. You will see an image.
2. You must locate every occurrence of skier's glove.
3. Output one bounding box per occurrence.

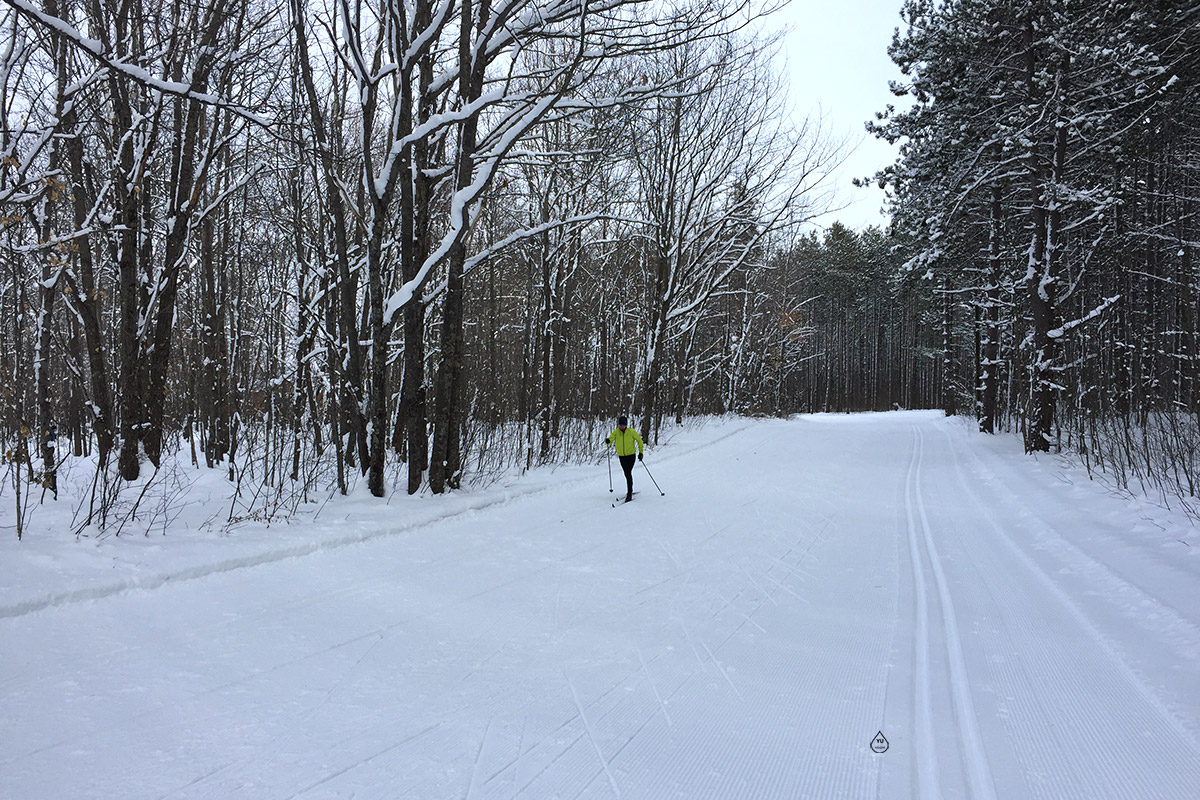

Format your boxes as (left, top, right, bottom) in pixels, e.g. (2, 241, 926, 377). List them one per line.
(638, 453, 643, 461)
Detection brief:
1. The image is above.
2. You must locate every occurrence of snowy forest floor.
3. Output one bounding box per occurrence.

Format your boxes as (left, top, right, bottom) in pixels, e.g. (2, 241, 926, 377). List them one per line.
(2, 411, 1198, 799)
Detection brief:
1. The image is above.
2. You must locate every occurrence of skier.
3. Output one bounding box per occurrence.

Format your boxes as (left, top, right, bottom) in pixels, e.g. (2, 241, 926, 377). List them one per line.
(605, 415, 644, 502)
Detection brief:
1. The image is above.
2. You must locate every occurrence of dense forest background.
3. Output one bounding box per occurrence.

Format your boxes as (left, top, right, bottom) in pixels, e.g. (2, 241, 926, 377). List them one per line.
(1, 0, 1196, 532)
(873, 0, 1200, 510)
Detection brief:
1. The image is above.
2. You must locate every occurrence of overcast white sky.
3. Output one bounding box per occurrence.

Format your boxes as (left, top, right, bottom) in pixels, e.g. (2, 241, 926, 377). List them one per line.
(769, 0, 910, 230)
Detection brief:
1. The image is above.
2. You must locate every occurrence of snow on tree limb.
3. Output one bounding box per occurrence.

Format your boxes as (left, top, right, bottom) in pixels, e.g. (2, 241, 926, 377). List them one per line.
(4, 0, 271, 126)
(1047, 295, 1120, 340)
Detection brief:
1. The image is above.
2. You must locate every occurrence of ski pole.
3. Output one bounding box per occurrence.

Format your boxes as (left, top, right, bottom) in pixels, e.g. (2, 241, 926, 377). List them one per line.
(641, 459, 665, 496)
(607, 444, 613, 493)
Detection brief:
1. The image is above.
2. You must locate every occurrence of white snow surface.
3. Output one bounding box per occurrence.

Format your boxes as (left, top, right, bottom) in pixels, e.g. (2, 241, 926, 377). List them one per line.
(2, 412, 1199, 799)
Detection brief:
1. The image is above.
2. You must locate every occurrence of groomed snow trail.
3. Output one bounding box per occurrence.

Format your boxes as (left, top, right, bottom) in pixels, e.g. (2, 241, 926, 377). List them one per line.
(2, 412, 1198, 799)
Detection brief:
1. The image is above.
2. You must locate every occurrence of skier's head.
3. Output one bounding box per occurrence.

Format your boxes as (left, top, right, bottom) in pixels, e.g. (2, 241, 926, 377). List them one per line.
(617, 415, 628, 428)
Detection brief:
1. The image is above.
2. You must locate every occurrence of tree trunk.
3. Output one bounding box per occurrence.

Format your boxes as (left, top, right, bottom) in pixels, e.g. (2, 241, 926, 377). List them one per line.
(113, 78, 143, 481)
(980, 183, 1003, 433)
(430, 0, 483, 493)
(58, 26, 115, 467)
(1023, 20, 1057, 453)
(640, 247, 670, 443)
(941, 276, 957, 416)
(400, 19, 435, 495)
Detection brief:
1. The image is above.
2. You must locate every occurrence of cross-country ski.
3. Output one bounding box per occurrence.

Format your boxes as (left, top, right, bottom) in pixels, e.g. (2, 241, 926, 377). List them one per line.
(612, 491, 638, 508)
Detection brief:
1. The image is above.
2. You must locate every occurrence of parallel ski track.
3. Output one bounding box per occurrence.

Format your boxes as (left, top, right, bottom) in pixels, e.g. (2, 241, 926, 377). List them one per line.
(903, 427, 940, 799)
(946, 427, 1200, 745)
(904, 426, 998, 800)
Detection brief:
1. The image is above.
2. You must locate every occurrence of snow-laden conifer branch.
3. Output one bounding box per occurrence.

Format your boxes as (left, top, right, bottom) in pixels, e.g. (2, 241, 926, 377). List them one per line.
(1048, 295, 1121, 340)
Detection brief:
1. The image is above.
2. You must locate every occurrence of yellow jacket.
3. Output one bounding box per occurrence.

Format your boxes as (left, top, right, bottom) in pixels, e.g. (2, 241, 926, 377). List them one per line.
(606, 426, 645, 457)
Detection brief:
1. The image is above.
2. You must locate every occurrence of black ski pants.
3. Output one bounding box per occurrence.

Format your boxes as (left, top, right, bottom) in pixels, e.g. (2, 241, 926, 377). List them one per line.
(618, 454, 636, 497)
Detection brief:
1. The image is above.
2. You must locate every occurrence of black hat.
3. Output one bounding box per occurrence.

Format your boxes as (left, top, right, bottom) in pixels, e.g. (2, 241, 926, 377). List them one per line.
(617, 415, 628, 425)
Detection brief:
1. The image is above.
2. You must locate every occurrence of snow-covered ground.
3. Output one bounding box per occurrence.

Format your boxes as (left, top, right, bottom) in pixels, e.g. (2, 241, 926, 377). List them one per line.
(2, 411, 1198, 799)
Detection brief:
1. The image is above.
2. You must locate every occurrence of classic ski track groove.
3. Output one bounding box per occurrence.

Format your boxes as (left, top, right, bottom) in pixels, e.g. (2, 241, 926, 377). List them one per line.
(904, 427, 941, 799)
(912, 426, 999, 800)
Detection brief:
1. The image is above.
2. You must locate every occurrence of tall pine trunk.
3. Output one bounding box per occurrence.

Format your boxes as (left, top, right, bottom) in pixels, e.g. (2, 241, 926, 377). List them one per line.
(1023, 20, 1059, 453)
(980, 183, 1003, 433)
